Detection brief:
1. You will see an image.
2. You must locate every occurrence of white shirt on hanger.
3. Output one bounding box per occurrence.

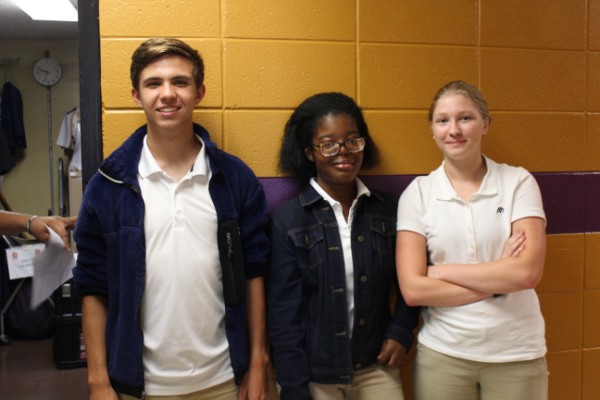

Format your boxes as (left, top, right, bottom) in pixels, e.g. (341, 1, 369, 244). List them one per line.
(56, 107, 81, 171)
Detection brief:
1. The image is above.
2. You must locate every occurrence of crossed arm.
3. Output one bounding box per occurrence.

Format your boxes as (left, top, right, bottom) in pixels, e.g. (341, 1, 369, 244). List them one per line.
(396, 217, 546, 308)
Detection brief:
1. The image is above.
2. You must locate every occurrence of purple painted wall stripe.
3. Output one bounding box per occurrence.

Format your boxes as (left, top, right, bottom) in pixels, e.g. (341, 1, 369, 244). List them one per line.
(259, 172, 599, 234)
(584, 172, 600, 233)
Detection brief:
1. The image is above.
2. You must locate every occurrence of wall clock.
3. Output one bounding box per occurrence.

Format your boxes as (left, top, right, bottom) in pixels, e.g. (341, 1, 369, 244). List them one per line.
(33, 57, 63, 87)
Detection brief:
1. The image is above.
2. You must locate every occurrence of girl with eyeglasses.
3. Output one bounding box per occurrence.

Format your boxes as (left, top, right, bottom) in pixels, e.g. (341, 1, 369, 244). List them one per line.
(396, 81, 548, 400)
(266, 92, 419, 399)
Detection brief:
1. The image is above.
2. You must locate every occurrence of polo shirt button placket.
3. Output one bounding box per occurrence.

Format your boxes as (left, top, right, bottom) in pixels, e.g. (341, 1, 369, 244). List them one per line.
(465, 203, 477, 262)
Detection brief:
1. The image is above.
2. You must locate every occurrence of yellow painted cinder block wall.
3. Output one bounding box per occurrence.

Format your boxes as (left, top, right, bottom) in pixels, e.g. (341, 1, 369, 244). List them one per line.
(98, 0, 598, 176)
(98, 1, 600, 399)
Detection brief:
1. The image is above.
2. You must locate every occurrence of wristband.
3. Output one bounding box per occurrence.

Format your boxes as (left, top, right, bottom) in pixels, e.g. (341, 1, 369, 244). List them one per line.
(26, 215, 38, 234)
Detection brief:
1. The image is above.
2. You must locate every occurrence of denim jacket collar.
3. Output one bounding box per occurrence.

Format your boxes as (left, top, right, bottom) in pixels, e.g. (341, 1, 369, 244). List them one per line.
(297, 180, 385, 209)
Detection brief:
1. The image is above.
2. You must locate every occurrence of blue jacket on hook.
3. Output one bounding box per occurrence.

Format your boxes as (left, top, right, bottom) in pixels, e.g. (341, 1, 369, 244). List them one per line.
(1, 81, 26, 152)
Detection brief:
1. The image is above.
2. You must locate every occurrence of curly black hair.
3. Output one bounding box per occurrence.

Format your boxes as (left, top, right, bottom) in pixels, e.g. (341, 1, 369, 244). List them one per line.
(278, 92, 379, 185)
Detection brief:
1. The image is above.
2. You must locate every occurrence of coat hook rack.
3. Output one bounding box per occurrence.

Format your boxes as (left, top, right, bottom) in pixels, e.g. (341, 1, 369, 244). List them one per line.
(0, 57, 20, 66)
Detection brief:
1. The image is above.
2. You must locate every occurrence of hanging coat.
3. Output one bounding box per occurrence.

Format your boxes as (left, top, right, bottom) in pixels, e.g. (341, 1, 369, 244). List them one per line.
(1, 81, 27, 153)
(0, 124, 15, 174)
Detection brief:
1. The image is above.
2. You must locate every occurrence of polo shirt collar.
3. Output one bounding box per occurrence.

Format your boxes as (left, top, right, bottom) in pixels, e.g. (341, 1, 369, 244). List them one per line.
(309, 177, 371, 205)
(436, 155, 498, 201)
(138, 134, 209, 179)
(477, 155, 498, 197)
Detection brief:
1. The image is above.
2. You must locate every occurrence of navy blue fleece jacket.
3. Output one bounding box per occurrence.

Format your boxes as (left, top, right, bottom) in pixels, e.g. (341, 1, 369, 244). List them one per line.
(73, 123, 269, 398)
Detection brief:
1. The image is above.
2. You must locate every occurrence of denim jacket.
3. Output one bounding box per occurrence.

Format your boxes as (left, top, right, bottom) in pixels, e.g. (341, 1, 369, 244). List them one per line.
(266, 184, 419, 400)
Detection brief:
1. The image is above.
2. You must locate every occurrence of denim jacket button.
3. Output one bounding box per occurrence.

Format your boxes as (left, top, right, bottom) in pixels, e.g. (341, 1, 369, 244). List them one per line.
(359, 318, 366, 326)
(360, 275, 368, 283)
(357, 235, 365, 242)
(355, 363, 362, 369)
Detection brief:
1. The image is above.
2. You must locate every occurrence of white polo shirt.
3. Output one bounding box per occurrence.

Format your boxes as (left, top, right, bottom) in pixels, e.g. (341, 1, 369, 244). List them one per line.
(310, 177, 370, 336)
(56, 107, 81, 171)
(397, 156, 547, 362)
(138, 135, 233, 395)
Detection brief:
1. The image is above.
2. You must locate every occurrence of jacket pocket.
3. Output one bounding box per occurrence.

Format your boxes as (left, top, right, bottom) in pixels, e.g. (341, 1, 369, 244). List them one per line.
(289, 226, 325, 271)
(369, 217, 396, 256)
(218, 219, 246, 306)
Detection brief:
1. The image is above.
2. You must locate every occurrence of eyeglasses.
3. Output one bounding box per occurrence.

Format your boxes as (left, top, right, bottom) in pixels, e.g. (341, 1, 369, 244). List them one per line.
(311, 137, 366, 157)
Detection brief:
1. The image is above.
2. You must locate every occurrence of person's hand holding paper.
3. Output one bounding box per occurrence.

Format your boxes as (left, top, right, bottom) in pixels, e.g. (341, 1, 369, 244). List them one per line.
(31, 227, 76, 309)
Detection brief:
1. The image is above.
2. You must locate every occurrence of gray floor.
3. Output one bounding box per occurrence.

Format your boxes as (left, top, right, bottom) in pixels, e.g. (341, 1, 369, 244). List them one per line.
(0, 338, 88, 399)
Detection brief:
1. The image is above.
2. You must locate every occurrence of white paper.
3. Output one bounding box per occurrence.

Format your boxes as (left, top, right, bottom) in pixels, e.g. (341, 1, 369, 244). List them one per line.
(30, 228, 76, 309)
(5, 242, 45, 280)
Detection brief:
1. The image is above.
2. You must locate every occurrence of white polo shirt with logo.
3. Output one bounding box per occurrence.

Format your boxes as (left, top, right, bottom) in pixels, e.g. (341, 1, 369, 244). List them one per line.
(397, 156, 546, 362)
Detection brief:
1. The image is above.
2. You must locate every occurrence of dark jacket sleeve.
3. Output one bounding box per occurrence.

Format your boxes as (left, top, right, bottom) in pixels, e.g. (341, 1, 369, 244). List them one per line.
(266, 212, 312, 400)
(72, 177, 109, 298)
(382, 192, 420, 351)
(233, 162, 270, 280)
(385, 283, 420, 351)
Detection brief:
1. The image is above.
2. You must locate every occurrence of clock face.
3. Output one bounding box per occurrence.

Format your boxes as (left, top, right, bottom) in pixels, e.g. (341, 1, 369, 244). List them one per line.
(33, 57, 62, 87)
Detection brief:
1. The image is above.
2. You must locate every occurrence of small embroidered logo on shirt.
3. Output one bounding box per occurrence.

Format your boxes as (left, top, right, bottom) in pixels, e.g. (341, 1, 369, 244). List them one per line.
(496, 207, 504, 214)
